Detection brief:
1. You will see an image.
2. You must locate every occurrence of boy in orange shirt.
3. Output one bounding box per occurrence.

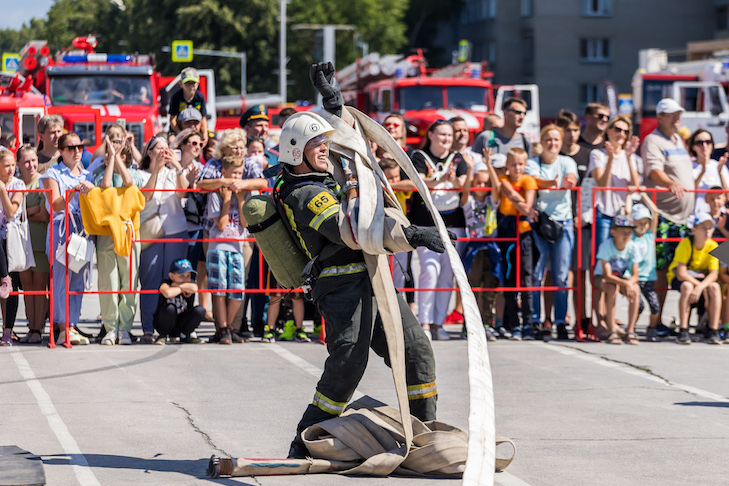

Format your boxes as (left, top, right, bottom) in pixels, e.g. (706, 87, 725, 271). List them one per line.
(485, 147, 538, 339)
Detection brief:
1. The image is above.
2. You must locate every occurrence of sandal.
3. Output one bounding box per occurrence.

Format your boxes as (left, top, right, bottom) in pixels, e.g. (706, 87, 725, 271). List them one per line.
(623, 332, 639, 345)
(19, 329, 42, 344)
(605, 332, 622, 345)
(141, 333, 155, 344)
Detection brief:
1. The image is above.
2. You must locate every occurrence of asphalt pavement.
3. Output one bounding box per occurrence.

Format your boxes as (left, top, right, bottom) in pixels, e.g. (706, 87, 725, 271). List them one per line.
(1, 280, 728, 485)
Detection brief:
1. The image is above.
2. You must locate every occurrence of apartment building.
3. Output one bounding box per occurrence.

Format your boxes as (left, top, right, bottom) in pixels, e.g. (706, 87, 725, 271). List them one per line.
(442, 0, 718, 116)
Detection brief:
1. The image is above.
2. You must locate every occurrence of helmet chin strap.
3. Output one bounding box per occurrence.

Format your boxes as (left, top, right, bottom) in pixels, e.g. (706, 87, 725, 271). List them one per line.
(303, 156, 326, 173)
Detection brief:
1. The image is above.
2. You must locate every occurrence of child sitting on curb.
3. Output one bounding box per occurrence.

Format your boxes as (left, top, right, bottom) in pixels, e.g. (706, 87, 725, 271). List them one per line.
(667, 212, 722, 345)
(594, 215, 641, 345)
(154, 259, 205, 345)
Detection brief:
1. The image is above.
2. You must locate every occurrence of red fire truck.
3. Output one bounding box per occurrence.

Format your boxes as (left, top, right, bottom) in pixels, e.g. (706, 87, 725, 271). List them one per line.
(0, 72, 46, 151)
(337, 51, 540, 147)
(18, 36, 217, 152)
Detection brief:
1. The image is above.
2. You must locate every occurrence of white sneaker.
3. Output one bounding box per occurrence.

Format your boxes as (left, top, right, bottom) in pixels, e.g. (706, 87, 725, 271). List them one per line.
(101, 331, 118, 346)
(57, 328, 85, 345)
(119, 330, 132, 345)
(435, 328, 451, 341)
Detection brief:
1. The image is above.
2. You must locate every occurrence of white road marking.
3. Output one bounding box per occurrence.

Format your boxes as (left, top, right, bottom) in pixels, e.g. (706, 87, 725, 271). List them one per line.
(269, 343, 363, 400)
(545, 344, 729, 404)
(10, 348, 101, 486)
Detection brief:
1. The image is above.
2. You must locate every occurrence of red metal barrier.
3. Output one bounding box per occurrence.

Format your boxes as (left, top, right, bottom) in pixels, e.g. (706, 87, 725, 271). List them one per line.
(8, 188, 54, 347)
(589, 186, 728, 335)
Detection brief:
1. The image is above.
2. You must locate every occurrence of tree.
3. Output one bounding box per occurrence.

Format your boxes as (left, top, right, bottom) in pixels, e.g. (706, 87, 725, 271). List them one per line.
(285, 0, 409, 101)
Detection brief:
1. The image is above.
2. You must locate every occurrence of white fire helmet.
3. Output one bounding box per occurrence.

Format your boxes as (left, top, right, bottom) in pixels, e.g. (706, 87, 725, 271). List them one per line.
(278, 112, 335, 166)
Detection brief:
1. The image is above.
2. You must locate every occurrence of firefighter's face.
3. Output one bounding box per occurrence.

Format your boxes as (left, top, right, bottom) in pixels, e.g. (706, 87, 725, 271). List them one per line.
(304, 139, 329, 172)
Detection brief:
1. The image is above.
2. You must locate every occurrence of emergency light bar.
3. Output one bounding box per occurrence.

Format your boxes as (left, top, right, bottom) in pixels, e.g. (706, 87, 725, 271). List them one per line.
(62, 54, 132, 64)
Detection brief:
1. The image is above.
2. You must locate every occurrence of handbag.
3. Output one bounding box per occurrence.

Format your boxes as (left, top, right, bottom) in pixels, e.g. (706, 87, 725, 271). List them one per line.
(6, 197, 36, 273)
(415, 150, 460, 213)
(532, 156, 564, 244)
(55, 214, 94, 274)
(533, 211, 564, 244)
(139, 196, 165, 250)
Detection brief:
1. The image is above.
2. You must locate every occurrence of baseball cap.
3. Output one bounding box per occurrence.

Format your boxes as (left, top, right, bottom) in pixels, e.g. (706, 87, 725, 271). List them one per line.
(693, 212, 715, 228)
(631, 205, 652, 222)
(180, 67, 199, 84)
(239, 104, 269, 127)
(656, 98, 684, 115)
(169, 258, 197, 275)
(491, 153, 507, 169)
(611, 214, 635, 229)
(178, 107, 203, 123)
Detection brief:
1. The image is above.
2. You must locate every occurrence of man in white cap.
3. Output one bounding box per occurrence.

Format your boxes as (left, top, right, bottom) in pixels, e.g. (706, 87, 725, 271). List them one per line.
(641, 98, 694, 331)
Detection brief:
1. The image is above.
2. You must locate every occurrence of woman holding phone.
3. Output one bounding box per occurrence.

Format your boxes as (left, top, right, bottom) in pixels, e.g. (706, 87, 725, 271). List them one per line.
(137, 135, 190, 343)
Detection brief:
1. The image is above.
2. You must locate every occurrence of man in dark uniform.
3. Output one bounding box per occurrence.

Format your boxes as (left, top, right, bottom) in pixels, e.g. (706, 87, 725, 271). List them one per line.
(239, 104, 279, 167)
(278, 71, 445, 458)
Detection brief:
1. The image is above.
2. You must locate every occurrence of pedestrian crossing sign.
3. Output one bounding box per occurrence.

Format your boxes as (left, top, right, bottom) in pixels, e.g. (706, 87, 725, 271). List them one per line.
(2, 53, 20, 73)
(171, 41, 193, 63)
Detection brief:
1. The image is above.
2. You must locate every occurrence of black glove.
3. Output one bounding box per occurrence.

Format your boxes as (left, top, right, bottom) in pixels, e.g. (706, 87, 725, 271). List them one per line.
(403, 225, 457, 254)
(310, 62, 343, 117)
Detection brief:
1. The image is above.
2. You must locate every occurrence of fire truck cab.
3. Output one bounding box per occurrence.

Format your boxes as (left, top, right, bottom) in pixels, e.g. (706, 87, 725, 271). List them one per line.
(0, 72, 46, 151)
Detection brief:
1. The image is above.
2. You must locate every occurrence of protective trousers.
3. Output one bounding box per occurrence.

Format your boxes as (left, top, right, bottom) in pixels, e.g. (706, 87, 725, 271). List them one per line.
(296, 271, 437, 434)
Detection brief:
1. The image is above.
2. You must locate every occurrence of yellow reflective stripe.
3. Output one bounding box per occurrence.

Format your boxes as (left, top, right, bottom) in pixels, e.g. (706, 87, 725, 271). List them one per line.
(283, 204, 312, 259)
(319, 263, 368, 278)
(310, 204, 339, 231)
(312, 391, 347, 415)
(407, 382, 437, 400)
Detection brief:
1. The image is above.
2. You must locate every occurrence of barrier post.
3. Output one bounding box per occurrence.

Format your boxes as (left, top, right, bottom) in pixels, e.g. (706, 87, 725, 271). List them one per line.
(575, 186, 585, 342)
(62, 189, 71, 348)
(48, 193, 55, 348)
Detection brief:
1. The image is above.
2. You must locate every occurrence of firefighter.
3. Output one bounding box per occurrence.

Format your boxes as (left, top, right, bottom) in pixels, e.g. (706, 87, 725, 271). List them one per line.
(278, 65, 450, 459)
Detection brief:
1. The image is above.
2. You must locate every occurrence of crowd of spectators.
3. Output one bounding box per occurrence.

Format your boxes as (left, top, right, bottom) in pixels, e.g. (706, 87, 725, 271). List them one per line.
(1, 65, 727, 347)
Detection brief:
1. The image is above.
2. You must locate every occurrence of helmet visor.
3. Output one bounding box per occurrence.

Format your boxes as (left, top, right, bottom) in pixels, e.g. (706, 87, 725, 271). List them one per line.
(305, 134, 331, 152)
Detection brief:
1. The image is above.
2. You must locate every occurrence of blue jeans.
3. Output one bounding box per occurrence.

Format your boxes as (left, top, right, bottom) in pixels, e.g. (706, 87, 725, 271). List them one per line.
(532, 219, 574, 325)
(594, 209, 613, 260)
(139, 231, 188, 334)
(47, 214, 89, 326)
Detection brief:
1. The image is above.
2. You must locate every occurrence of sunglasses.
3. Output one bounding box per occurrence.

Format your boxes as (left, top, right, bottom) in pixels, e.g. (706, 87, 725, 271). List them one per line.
(611, 127, 629, 134)
(693, 139, 713, 146)
(595, 113, 609, 121)
(384, 122, 401, 129)
(507, 109, 527, 116)
(64, 144, 84, 152)
(187, 140, 202, 147)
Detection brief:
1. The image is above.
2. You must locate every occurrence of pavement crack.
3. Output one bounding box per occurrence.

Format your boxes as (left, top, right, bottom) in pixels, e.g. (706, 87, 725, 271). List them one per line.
(170, 401, 230, 458)
(552, 343, 729, 403)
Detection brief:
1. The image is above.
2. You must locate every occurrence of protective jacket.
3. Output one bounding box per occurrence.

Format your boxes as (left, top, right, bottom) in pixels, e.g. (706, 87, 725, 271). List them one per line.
(276, 164, 437, 436)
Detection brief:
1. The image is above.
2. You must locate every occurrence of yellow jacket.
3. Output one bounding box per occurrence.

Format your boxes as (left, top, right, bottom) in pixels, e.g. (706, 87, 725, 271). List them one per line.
(80, 186, 145, 257)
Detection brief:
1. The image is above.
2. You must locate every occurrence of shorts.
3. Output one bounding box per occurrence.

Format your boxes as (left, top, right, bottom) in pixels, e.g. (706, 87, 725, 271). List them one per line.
(656, 216, 689, 271)
(206, 249, 245, 300)
(638, 281, 659, 316)
(670, 276, 707, 313)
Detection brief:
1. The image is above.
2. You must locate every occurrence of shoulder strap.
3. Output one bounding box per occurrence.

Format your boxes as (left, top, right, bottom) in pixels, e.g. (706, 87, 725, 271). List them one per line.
(688, 235, 694, 266)
(521, 132, 530, 154)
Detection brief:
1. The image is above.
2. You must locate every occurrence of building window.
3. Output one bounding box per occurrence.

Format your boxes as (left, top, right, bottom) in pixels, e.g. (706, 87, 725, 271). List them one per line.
(522, 31, 534, 77)
(580, 38, 611, 63)
(581, 0, 611, 17)
(521, 0, 533, 17)
(580, 84, 601, 105)
(488, 0, 498, 19)
(717, 6, 728, 31)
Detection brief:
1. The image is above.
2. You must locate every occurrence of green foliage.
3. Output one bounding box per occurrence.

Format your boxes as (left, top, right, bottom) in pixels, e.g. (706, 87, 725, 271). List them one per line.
(286, 0, 409, 101)
(2, 0, 410, 103)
